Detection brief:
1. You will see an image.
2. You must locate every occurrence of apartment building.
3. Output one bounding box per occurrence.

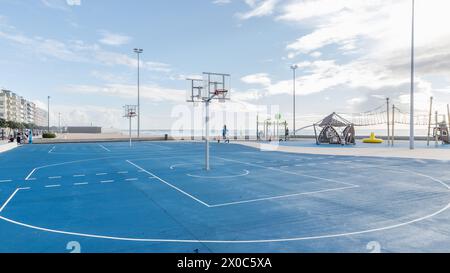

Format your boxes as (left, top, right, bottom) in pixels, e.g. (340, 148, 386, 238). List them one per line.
(0, 89, 47, 126)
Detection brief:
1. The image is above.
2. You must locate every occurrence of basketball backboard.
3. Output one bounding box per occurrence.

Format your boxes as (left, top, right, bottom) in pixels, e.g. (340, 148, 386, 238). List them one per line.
(202, 72, 230, 103)
(123, 105, 137, 118)
(186, 72, 230, 104)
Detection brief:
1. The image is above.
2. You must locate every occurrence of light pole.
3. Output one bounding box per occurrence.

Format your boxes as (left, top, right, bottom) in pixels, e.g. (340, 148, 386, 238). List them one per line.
(409, 0, 415, 150)
(134, 48, 143, 138)
(290, 64, 298, 137)
(47, 96, 50, 133)
(58, 112, 61, 134)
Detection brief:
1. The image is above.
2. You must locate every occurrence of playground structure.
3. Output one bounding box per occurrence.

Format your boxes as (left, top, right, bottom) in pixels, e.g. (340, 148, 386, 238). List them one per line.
(313, 113, 356, 145)
(256, 114, 289, 142)
(363, 133, 384, 144)
(292, 97, 450, 146)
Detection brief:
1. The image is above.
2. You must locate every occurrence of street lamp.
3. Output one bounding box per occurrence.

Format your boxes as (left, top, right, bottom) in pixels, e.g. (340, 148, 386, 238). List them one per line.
(134, 48, 143, 138)
(290, 64, 298, 137)
(409, 0, 415, 150)
(47, 96, 50, 133)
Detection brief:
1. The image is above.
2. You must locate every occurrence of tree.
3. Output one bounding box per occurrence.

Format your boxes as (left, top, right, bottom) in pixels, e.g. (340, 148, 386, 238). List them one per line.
(0, 118, 6, 128)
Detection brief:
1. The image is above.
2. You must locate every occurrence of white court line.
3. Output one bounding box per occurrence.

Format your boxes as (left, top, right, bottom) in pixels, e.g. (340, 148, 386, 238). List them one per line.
(25, 168, 37, 181)
(209, 185, 359, 208)
(0, 200, 448, 244)
(186, 170, 250, 179)
(45, 184, 61, 188)
(48, 146, 56, 154)
(98, 144, 111, 152)
(0, 188, 21, 213)
(0, 180, 12, 183)
(125, 178, 138, 181)
(126, 160, 211, 207)
(216, 156, 358, 188)
(96, 173, 108, 176)
(74, 182, 89, 186)
(26, 178, 36, 181)
(100, 180, 114, 184)
(73, 175, 85, 177)
(48, 176, 62, 179)
(117, 171, 128, 174)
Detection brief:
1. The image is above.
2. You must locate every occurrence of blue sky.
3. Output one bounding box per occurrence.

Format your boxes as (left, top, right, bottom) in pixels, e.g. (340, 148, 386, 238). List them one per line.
(1, 0, 450, 131)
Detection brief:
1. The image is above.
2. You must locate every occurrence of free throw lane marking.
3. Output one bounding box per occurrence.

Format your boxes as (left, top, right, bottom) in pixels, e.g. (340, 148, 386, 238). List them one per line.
(126, 160, 211, 208)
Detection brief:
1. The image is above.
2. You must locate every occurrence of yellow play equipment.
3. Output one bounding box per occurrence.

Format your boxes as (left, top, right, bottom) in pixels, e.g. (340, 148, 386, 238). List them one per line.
(363, 132, 383, 144)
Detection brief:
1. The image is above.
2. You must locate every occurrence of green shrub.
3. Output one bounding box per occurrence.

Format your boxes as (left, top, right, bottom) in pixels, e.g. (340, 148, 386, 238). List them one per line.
(43, 133, 57, 139)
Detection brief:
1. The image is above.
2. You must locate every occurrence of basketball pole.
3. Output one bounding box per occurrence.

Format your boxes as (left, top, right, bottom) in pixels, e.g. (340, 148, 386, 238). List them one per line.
(409, 0, 415, 150)
(386, 98, 390, 146)
(205, 100, 210, 171)
(129, 116, 132, 147)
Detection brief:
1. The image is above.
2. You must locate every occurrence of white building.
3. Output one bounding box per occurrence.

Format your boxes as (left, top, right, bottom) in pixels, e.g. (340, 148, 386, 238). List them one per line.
(0, 89, 47, 126)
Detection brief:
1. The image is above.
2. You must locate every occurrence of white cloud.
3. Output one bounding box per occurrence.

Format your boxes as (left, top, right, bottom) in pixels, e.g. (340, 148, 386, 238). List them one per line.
(99, 31, 131, 46)
(213, 0, 231, 5)
(310, 51, 322, 58)
(0, 21, 171, 73)
(41, 0, 80, 10)
(63, 83, 185, 103)
(66, 0, 81, 6)
(237, 0, 279, 20)
(241, 73, 272, 86)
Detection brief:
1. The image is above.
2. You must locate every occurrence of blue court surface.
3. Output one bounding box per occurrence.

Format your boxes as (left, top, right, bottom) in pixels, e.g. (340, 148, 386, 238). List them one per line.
(0, 141, 450, 253)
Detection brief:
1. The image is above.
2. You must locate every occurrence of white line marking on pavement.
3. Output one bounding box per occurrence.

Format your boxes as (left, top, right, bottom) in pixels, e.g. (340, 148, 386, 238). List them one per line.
(0, 201, 448, 244)
(73, 174, 85, 177)
(25, 168, 37, 181)
(0, 188, 21, 213)
(45, 185, 61, 188)
(48, 176, 62, 179)
(74, 182, 89, 186)
(98, 144, 111, 152)
(100, 180, 114, 184)
(96, 173, 108, 176)
(117, 171, 128, 174)
(209, 185, 359, 208)
(125, 178, 138, 181)
(126, 160, 211, 207)
(0, 180, 12, 183)
(216, 156, 358, 188)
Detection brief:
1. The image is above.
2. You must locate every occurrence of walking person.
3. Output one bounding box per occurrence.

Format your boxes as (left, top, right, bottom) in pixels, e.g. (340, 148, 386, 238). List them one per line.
(222, 125, 230, 144)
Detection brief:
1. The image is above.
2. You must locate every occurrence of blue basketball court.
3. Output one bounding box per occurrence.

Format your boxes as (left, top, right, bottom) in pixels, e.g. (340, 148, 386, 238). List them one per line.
(0, 141, 449, 253)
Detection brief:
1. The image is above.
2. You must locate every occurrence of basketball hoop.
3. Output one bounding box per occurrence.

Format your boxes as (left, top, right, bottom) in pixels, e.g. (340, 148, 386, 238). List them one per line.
(214, 89, 228, 103)
(185, 72, 231, 171)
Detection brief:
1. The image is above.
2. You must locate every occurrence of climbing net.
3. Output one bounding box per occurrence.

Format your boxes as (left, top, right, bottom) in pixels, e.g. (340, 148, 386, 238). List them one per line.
(337, 103, 434, 126)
